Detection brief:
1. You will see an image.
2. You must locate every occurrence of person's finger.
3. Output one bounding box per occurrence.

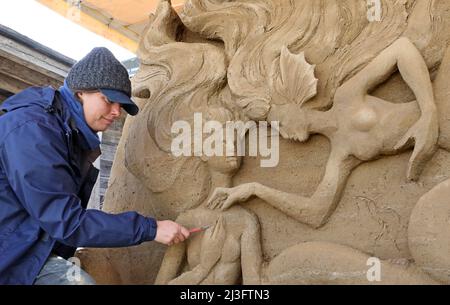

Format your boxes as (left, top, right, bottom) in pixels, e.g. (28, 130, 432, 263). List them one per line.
(172, 234, 181, 244)
(180, 226, 190, 239)
(177, 233, 186, 243)
(179, 229, 188, 241)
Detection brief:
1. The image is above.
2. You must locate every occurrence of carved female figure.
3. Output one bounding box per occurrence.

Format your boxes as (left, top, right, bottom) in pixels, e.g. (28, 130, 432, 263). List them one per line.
(208, 37, 439, 230)
(155, 107, 431, 284)
(133, 1, 437, 284)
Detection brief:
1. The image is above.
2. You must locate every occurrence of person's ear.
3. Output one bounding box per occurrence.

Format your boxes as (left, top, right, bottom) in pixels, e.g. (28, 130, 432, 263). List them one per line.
(75, 92, 84, 104)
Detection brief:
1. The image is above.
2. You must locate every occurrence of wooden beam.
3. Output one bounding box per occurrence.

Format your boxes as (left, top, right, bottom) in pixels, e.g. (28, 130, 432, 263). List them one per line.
(0, 25, 71, 98)
(80, 4, 141, 41)
(0, 57, 63, 89)
(173, 3, 185, 12)
(121, 1, 185, 24)
(0, 36, 70, 80)
(0, 88, 13, 103)
(0, 72, 30, 94)
(36, 0, 138, 53)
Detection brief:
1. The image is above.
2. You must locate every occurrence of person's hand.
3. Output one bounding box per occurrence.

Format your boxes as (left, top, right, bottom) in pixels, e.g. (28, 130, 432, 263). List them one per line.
(394, 112, 438, 181)
(199, 216, 227, 270)
(155, 220, 190, 246)
(207, 183, 257, 211)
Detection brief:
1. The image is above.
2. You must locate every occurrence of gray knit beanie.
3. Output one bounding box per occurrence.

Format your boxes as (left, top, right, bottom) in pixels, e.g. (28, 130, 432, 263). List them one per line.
(66, 47, 138, 115)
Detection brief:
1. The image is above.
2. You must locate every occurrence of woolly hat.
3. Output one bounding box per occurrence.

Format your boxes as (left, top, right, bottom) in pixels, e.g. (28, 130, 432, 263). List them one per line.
(66, 47, 138, 116)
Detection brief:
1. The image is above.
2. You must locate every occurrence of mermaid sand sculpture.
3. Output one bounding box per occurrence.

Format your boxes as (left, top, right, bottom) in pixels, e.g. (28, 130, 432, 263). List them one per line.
(138, 0, 436, 284)
(79, 0, 450, 284)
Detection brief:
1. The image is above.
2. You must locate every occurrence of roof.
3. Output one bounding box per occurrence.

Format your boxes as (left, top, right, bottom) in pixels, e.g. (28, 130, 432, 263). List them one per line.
(0, 24, 74, 99)
(0, 24, 76, 67)
(36, 0, 186, 53)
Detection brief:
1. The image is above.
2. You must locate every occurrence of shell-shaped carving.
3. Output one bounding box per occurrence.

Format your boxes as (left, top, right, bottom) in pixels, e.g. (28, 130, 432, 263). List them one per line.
(272, 46, 318, 106)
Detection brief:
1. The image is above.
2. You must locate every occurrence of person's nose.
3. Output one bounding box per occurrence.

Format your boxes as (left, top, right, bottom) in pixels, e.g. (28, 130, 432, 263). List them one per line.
(110, 103, 121, 118)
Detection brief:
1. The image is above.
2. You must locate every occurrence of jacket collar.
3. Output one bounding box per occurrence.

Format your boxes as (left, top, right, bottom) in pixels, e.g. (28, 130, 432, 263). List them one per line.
(1, 86, 75, 134)
(1, 86, 56, 113)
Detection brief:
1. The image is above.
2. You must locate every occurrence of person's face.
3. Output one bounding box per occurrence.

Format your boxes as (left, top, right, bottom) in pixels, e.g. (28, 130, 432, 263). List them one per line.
(77, 91, 122, 132)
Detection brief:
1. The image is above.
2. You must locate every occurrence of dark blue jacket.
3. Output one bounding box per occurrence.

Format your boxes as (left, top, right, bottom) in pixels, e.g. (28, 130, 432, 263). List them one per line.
(0, 87, 157, 285)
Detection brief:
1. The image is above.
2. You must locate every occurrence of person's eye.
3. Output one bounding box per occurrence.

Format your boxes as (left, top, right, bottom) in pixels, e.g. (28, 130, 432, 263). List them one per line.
(104, 97, 112, 104)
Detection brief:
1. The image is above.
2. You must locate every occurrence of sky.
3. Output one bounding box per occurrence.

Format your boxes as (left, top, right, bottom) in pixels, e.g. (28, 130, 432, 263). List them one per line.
(0, 0, 136, 61)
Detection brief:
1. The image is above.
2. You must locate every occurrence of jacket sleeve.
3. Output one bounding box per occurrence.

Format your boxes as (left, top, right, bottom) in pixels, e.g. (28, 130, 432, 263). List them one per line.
(0, 120, 157, 248)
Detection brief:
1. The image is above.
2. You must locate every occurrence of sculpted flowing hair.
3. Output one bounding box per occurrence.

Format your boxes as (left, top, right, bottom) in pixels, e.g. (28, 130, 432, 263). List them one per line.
(125, 15, 234, 212)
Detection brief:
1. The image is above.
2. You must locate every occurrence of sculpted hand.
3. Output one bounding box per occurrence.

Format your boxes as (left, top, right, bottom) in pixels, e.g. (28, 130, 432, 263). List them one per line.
(394, 112, 438, 181)
(207, 183, 257, 211)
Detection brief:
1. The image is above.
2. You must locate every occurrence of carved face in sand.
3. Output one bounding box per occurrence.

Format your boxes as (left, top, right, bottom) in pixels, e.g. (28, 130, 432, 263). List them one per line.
(268, 104, 311, 142)
(202, 136, 243, 175)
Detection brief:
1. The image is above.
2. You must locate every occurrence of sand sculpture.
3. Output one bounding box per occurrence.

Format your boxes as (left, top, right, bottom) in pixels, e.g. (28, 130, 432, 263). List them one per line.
(77, 0, 450, 284)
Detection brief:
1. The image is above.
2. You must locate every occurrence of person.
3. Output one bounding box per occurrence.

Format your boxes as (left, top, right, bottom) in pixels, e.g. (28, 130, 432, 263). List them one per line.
(0, 47, 190, 285)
